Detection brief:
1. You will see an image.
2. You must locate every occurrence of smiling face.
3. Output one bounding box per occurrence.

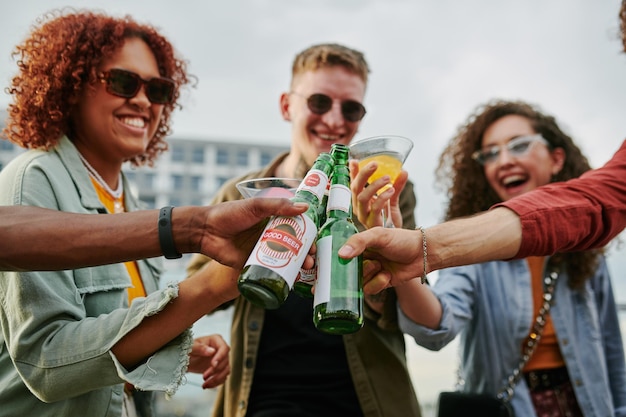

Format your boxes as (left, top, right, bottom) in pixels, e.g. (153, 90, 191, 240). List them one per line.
(280, 66, 366, 167)
(481, 114, 565, 201)
(71, 37, 164, 174)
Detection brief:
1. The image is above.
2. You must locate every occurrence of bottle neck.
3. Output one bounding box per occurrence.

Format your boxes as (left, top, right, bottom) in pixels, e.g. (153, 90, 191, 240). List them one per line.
(294, 154, 333, 205)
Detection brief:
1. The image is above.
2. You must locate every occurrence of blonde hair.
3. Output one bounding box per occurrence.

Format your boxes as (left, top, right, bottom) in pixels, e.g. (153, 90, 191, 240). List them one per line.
(290, 43, 370, 86)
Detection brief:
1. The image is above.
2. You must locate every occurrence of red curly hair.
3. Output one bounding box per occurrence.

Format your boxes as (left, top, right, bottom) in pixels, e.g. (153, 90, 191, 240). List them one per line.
(2, 8, 191, 166)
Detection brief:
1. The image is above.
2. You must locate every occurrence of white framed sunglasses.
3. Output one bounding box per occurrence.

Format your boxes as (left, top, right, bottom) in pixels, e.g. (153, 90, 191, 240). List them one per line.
(471, 134, 550, 165)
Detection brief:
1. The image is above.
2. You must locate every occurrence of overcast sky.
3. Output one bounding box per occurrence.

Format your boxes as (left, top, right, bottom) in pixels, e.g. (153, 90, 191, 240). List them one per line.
(1, 0, 625, 292)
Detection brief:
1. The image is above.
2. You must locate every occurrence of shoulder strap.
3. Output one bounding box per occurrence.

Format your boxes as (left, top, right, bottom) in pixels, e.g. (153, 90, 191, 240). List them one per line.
(496, 266, 560, 402)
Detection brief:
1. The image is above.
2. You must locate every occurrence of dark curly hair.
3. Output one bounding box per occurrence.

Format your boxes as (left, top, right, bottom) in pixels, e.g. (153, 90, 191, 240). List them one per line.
(436, 99, 602, 288)
(2, 8, 192, 167)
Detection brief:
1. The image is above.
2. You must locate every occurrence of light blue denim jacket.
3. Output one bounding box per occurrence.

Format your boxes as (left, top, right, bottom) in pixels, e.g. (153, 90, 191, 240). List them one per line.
(399, 258, 626, 417)
(0, 137, 193, 417)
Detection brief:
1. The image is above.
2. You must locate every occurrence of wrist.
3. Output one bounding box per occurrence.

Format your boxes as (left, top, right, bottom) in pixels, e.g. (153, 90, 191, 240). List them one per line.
(424, 224, 445, 272)
(158, 206, 182, 259)
(169, 206, 205, 255)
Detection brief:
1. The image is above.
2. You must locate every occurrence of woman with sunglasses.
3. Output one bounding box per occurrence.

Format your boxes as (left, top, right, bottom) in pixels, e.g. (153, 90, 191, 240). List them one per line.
(0, 9, 256, 416)
(391, 100, 626, 416)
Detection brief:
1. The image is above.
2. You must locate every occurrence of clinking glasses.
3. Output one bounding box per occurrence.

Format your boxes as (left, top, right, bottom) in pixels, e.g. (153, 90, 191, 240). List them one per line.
(98, 68, 175, 104)
(471, 134, 550, 165)
(291, 92, 366, 122)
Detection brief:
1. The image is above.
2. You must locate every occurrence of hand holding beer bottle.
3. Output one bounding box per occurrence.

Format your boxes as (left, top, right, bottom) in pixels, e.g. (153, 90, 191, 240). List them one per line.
(314, 144, 364, 334)
(237, 153, 334, 309)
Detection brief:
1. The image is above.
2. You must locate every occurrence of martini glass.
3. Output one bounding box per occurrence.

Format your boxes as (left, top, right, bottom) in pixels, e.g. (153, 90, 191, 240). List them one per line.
(236, 177, 301, 199)
(349, 135, 414, 228)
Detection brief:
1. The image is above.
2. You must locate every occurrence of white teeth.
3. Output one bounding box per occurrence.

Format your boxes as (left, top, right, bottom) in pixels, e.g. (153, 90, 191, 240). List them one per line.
(318, 133, 338, 141)
(502, 174, 525, 186)
(121, 117, 145, 128)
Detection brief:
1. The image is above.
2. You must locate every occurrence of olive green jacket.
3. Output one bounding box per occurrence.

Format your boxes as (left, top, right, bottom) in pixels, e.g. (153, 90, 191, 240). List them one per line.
(186, 152, 421, 417)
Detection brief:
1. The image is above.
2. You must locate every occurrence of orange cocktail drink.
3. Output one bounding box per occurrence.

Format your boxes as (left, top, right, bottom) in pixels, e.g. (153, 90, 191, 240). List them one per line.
(357, 153, 403, 192)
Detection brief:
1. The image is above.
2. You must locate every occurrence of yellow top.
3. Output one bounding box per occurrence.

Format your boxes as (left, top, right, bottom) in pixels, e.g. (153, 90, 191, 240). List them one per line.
(89, 177, 146, 302)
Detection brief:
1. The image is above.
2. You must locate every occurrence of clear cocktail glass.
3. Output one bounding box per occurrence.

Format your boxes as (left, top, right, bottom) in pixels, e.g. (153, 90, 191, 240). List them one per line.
(349, 135, 414, 228)
(236, 177, 301, 199)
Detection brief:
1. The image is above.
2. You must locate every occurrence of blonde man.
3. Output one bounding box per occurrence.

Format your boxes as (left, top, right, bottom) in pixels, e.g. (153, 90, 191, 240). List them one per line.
(186, 43, 420, 417)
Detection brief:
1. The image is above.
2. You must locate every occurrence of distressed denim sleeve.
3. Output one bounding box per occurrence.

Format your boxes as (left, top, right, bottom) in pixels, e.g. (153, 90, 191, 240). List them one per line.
(0, 271, 192, 403)
(109, 282, 193, 398)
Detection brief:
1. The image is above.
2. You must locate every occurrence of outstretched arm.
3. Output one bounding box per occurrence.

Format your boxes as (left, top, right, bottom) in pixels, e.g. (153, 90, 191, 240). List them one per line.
(0, 199, 307, 271)
(339, 207, 521, 292)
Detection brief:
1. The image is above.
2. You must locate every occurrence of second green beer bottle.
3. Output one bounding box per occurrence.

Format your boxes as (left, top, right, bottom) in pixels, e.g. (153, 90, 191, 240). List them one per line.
(237, 152, 334, 309)
(313, 144, 364, 334)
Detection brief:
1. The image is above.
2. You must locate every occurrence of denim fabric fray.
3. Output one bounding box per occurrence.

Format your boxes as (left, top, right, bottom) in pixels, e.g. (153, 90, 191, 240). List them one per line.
(123, 282, 194, 399)
(157, 282, 193, 399)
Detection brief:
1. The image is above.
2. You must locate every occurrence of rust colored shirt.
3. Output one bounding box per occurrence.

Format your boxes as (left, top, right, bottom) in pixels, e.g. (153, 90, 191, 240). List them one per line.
(497, 139, 626, 257)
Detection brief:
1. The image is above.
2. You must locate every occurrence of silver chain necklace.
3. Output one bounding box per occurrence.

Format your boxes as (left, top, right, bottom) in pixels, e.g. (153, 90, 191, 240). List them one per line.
(77, 153, 123, 199)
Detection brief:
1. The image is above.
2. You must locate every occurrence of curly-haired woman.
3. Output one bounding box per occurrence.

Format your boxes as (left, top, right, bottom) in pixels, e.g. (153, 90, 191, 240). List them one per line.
(395, 100, 626, 416)
(338, 0, 626, 289)
(0, 9, 239, 416)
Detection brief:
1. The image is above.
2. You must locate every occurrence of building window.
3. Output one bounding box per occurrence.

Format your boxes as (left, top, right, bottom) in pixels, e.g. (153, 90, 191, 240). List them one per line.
(236, 150, 248, 166)
(141, 196, 156, 209)
(191, 175, 202, 192)
(171, 174, 184, 189)
(144, 173, 156, 189)
(260, 151, 273, 166)
(216, 149, 229, 165)
(192, 147, 204, 164)
(171, 145, 185, 162)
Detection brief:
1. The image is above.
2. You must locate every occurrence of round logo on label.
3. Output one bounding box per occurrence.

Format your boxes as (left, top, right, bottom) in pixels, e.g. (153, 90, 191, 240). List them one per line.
(267, 223, 297, 252)
(305, 173, 320, 187)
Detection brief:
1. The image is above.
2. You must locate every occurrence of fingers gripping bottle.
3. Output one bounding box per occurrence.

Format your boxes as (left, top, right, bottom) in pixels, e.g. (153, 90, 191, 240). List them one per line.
(313, 144, 364, 334)
(237, 152, 334, 309)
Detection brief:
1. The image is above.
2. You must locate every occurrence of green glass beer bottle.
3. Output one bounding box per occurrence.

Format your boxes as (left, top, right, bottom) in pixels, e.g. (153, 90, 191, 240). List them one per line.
(293, 147, 337, 298)
(238, 152, 334, 309)
(313, 144, 363, 334)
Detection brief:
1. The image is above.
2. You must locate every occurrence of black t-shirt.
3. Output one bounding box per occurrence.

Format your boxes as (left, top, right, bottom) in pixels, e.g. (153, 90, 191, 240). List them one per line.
(246, 292, 363, 417)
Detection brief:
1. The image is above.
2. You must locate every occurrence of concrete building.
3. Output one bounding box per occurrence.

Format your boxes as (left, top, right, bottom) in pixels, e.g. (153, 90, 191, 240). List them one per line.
(123, 137, 287, 208)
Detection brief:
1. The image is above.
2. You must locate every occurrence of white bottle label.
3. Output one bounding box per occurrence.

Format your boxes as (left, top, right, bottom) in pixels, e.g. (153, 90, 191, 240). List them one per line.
(296, 169, 328, 201)
(313, 235, 332, 306)
(244, 213, 317, 288)
(326, 184, 351, 213)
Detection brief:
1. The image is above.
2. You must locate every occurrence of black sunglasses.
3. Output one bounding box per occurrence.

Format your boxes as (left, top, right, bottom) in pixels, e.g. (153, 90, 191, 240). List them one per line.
(98, 68, 175, 104)
(291, 92, 366, 122)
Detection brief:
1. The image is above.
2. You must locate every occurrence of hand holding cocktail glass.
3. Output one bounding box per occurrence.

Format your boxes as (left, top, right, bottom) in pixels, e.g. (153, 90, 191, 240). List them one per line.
(349, 135, 413, 228)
